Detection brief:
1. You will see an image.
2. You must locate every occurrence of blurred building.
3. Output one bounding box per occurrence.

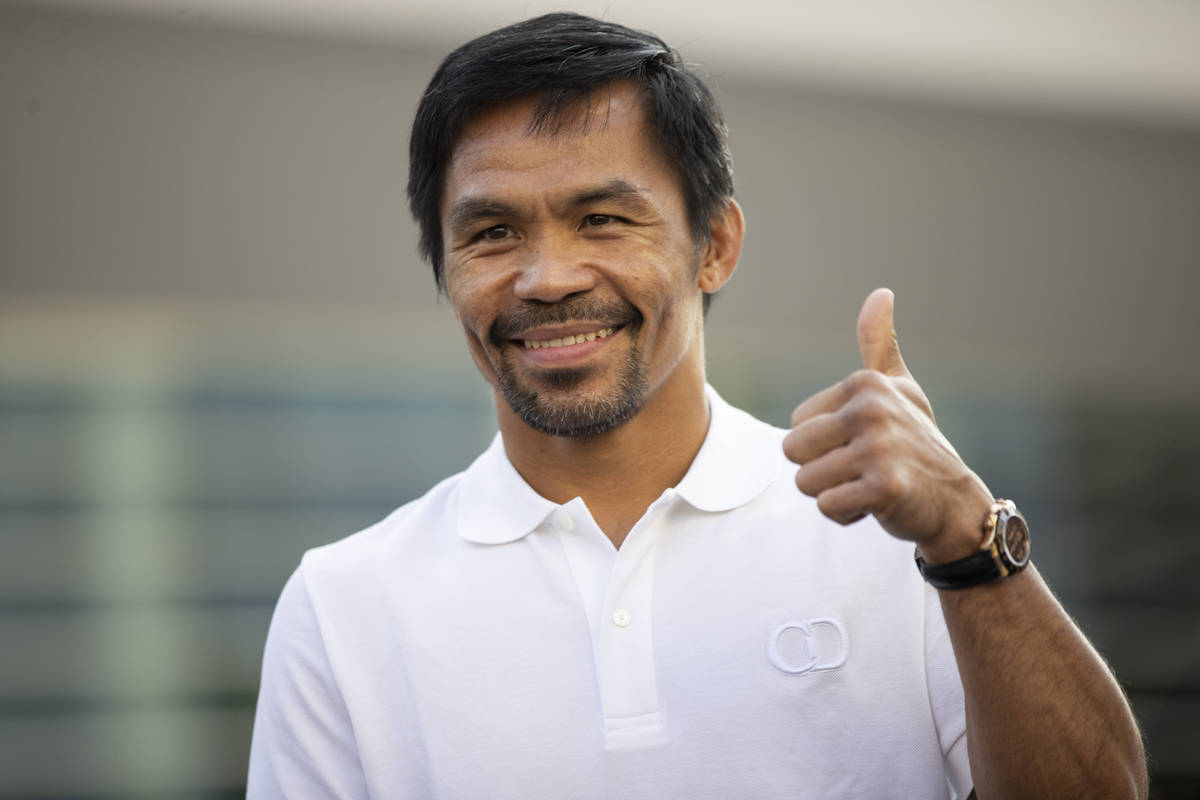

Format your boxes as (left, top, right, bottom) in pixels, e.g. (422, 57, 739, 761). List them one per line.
(2, 2, 1199, 797)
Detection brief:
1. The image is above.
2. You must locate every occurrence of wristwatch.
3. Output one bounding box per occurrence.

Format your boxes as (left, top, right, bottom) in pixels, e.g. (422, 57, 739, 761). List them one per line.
(915, 499, 1031, 590)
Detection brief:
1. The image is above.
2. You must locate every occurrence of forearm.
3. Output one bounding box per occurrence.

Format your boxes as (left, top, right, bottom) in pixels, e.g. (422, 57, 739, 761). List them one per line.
(937, 565, 1147, 799)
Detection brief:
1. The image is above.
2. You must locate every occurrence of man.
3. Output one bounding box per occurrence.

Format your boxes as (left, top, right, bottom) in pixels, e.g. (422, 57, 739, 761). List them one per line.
(249, 13, 1146, 798)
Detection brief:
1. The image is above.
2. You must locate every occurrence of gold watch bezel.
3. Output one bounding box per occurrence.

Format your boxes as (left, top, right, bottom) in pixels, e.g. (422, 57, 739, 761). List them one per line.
(984, 499, 1031, 576)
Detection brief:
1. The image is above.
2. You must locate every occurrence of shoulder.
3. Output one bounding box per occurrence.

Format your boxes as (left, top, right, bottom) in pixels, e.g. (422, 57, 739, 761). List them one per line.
(298, 465, 467, 594)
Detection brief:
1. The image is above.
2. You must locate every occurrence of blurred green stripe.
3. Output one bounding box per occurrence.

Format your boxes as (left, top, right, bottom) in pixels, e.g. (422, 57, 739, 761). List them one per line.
(0, 692, 257, 717)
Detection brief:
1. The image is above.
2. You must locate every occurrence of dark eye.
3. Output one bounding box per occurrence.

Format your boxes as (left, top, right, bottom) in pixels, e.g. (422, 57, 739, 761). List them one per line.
(480, 224, 512, 241)
(583, 214, 615, 228)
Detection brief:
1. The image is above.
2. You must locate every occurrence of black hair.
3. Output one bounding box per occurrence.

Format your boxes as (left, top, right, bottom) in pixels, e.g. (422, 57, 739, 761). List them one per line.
(407, 12, 734, 300)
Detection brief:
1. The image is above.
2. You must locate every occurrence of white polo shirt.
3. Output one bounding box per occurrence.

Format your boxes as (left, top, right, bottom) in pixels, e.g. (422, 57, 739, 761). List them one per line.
(248, 386, 972, 799)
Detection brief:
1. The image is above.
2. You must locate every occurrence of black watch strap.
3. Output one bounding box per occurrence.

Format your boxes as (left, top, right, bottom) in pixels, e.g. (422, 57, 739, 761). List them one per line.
(915, 549, 1004, 590)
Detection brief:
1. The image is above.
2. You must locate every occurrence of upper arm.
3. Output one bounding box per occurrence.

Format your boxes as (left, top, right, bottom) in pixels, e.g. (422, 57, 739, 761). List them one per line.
(247, 567, 369, 799)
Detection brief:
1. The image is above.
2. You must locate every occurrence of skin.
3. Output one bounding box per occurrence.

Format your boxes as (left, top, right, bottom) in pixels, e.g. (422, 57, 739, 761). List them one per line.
(441, 83, 742, 546)
(440, 80, 1147, 797)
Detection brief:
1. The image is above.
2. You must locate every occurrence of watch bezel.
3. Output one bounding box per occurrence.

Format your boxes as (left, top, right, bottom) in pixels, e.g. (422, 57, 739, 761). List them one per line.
(997, 503, 1032, 569)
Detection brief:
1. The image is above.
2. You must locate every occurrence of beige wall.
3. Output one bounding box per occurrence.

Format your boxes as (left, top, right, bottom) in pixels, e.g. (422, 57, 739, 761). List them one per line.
(4, 7, 1199, 400)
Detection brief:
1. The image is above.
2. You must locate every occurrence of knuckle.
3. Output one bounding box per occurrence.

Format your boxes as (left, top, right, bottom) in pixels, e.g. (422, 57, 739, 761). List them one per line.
(855, 431, 884, 461)
(845, 393, 888, 426)
(841, 396, 865, 426)
(873, 469, 905, 502)
(870, 428, 899, 459)
(848, 368, 885, 392)
(842, 370, 868, 394)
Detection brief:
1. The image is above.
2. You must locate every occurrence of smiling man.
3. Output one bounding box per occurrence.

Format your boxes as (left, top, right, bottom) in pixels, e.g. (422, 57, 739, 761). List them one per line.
(248, 13, 1146, 799)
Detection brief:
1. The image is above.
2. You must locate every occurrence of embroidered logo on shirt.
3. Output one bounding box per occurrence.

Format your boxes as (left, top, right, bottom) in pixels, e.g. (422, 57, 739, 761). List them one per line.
(766, 618, 849, 675)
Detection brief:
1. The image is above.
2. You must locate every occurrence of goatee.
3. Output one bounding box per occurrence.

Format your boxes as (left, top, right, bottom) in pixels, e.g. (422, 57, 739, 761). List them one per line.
(490, 297, 646, 437)
(496, 344, 648, 437)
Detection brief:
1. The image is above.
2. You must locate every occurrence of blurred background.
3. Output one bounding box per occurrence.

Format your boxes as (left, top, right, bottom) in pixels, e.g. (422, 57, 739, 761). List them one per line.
(2, 1, 1198, 796)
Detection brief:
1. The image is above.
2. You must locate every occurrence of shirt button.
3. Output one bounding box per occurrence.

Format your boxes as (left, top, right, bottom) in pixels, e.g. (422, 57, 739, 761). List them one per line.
(554, 511, 574, 532)
(612, 609, 632, 628)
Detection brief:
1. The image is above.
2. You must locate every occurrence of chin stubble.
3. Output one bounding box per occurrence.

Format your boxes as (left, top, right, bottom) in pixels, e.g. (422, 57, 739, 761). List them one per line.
(496, 341, 648, 438)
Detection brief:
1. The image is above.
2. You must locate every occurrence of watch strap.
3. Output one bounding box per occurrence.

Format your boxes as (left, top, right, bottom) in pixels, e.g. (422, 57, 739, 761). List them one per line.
(915, 548, 1005, 590)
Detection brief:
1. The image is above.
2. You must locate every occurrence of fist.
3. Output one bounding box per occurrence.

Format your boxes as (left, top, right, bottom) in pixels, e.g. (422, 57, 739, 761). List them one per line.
(782, 289, 993, 561)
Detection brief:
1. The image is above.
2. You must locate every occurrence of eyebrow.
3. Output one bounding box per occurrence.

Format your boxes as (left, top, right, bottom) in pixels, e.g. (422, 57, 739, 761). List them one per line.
(446, 198, 522, 233)
(565, 179, 651, 211)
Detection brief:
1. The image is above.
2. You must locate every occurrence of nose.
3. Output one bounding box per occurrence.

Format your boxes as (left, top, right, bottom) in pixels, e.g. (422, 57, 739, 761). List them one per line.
(512, 238, 598, 303)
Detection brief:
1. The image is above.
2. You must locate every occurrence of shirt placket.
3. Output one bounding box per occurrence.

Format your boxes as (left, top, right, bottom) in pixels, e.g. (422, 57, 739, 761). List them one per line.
(556, 490, 676, 751)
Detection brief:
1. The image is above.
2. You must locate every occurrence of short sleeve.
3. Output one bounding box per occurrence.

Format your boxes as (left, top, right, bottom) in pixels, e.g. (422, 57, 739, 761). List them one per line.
(924, 582, 973, 799)
(247, 566, 369, 799)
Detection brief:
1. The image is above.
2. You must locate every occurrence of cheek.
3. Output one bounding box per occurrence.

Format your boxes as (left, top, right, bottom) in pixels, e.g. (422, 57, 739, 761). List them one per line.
(446, 268, 497, 330)
(635, 271, 704, 355)
(637, 253, 705, 316)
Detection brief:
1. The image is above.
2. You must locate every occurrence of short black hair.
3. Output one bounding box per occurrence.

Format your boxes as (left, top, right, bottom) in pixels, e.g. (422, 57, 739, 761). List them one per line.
(407, 12, 734, 298)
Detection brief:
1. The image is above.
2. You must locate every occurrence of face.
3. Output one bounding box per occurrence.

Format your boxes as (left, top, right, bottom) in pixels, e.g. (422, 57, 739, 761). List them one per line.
(440, 83, 736, 437)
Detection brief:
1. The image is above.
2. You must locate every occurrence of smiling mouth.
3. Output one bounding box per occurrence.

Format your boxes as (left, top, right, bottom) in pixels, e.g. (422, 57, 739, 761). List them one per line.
(491, 297, 641, 351)
(522, 327, 618, 350)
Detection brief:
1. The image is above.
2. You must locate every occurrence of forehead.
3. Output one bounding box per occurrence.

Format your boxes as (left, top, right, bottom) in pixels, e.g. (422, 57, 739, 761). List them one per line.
(442, 83, 679, 212)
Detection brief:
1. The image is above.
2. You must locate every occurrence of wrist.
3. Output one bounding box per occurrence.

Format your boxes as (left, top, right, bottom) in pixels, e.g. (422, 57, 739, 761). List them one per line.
(916, 498, 1032, 590)
(916, 526, 984, 566)
(916, 493, 995, 566)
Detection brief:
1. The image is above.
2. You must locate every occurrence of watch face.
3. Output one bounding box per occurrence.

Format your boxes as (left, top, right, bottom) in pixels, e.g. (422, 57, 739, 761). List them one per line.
(1001, 515, 1032, 567)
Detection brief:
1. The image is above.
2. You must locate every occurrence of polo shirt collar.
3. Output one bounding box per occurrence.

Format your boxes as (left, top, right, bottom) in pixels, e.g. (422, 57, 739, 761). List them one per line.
(456, 434, 559, 545)
(455, 384, 780, 545)
(673, 384, 781, 513)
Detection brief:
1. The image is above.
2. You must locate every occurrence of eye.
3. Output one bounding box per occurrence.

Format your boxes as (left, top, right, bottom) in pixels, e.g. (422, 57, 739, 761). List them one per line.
(582, 214, 616, 228)
(479, 224, 513, 241)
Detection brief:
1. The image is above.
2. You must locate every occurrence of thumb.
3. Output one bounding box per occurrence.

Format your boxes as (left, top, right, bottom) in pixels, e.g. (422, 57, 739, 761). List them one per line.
(857, 287, 909, 376)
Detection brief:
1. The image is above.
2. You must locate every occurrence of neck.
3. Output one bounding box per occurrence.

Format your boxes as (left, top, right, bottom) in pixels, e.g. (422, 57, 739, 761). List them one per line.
(497, 362, 711, 549)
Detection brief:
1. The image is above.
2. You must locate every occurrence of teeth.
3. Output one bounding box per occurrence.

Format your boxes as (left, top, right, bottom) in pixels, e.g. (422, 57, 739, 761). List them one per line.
(523, 327, 614, 349)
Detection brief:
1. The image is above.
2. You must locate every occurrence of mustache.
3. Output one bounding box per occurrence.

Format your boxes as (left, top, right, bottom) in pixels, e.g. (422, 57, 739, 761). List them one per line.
(490, 297, 641, 344)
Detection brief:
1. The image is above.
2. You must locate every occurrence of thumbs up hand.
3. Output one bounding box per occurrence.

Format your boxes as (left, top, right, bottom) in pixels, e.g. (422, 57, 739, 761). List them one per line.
(783, 289, 994, 563)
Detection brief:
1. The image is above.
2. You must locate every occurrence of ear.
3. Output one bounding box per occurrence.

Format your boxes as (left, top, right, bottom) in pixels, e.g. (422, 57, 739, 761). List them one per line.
(697, 198, 745, 294)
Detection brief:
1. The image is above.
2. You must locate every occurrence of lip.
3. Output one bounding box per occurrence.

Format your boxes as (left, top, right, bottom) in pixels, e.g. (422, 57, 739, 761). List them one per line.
(510, 323, 624, 367)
